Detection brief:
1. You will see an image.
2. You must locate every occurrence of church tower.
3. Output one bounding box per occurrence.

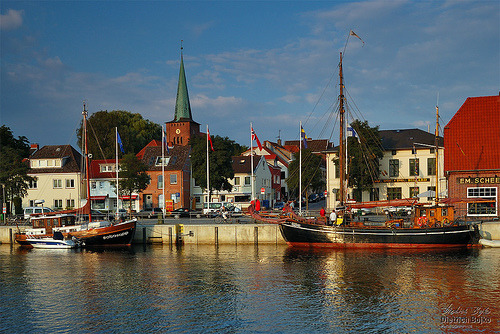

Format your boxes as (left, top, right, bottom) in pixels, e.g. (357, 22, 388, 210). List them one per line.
(165, 47, 200, 146)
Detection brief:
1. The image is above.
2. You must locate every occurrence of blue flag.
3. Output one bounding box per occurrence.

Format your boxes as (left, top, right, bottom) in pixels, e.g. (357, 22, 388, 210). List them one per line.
(117, 131, 125, 153)
(301, 126, 308, 148)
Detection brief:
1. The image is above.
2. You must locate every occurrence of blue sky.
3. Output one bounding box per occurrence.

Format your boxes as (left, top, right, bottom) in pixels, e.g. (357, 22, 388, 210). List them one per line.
(1, 1, 498, 149)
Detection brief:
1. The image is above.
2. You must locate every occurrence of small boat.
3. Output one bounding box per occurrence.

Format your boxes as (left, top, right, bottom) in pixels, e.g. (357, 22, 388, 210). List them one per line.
(26, 231, 79, 249)
(479, 238, 500, 248)
(69, 219, 136, 247)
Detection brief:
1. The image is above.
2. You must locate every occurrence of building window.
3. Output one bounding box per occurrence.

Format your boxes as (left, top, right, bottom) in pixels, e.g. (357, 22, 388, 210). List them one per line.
(244, 176, 251, 185)
(29, 178, 38, 189)
(66, 179, 75, 188)
(409, 159, 419, 177)
(54, 199, 63, 209)
(387, 187, 402, 200)
(66, 199, 75, 208)
(158, 175, 163, 189)
(467, 187, 497, 216)
(170, 174, 177, 185)
(370, 188, 379, 201)
(389, 159, 399, 177)
(91, 181, 96, 189)
(391, 150, 397, 155)
(427, 186, 436, 202)
(234, 177, 240, 185)
(53, 179, 62, 188)
(410, 187, 419, 198)
(427, 158, 436, 176)
(334, 160, 340, 179)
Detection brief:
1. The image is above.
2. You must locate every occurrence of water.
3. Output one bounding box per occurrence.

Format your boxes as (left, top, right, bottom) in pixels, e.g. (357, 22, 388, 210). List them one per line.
(1, 244, 499, 333)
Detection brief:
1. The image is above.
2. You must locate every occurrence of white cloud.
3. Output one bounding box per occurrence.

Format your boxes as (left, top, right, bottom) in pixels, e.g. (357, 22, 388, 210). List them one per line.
(0, 9, 24, 31)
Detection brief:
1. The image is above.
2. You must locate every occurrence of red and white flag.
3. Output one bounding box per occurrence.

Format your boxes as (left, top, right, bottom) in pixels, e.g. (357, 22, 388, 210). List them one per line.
(251, 127, 263, 151)
(207, 127, 214, 151)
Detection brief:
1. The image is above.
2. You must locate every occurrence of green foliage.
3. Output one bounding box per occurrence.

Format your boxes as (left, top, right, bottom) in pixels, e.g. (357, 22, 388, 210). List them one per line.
(118, 153, 150, 217)
(77, 110, 161, 158)
(0, 126, 34, 213)
(347, 120, 383, 191)
(189, 134, 242, 194)
(286, 149, 325, 199)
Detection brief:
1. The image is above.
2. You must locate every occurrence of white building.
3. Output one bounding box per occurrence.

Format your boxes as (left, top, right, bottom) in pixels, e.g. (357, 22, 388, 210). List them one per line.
(23, 145, 85, 210)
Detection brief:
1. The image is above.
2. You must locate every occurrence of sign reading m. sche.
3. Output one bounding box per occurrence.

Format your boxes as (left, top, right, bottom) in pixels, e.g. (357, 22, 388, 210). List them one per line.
(457, 177, 500, 184)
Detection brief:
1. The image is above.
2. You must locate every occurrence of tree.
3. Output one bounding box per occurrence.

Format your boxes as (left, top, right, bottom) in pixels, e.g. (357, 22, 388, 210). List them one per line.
(286, 149, 325, 200)
(346, 120, 383, 199)
(118, 153, 150, 217)
(77, 110, 161, 158)
(0, 126, 34, 215)
(189, 134, 244, 198)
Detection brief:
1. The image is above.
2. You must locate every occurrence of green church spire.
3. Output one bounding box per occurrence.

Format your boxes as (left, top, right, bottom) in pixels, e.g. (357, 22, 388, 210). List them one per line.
(174, 51, 192, 121)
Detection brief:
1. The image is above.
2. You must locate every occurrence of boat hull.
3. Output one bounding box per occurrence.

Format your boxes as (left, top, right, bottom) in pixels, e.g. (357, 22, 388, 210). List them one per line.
(70, 220, 136, 247)
(279, 222, 479, 249)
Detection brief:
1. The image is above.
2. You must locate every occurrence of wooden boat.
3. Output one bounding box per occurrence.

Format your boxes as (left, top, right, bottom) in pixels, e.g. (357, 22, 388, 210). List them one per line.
(277, 42, 480, 249)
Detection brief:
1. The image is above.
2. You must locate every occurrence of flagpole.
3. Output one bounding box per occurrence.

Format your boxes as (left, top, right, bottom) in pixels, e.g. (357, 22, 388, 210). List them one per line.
(299, 121, 302, 215)
(115, 127, 119, 220)
(206, 125, 210, 206)
(250, 123, 254, 202)
(162, 125, 166, 220)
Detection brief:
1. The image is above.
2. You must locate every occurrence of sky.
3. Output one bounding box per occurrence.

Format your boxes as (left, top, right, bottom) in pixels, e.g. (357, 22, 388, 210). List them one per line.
(1, 0, 499, 150)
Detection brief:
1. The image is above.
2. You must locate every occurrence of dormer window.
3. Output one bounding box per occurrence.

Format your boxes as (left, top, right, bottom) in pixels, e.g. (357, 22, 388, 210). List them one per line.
(155, 156, 170, 166)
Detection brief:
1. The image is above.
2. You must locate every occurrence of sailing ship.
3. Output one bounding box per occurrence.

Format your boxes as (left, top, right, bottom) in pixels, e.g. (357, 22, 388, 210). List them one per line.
(15, 103, 136, 248)
(277, 46, 480, 249)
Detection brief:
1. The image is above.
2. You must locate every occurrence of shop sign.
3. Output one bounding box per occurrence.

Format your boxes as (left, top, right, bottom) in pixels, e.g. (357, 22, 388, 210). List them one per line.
(457, 177, 500, 184)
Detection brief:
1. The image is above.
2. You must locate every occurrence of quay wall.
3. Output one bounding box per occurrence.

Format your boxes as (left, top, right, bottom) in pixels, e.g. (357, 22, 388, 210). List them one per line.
(0, 224, 287, 245)
(134, 224, 287, 245)
(479, 221, 500, 240)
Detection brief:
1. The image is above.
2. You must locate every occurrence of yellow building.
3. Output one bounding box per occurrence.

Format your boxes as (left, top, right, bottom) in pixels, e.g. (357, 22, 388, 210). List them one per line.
(326, 129, 444, 210)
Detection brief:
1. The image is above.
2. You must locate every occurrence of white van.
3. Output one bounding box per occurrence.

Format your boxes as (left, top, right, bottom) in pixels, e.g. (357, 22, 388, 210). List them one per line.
(202, 202, 241, 216)
(23, 207, 54, 219)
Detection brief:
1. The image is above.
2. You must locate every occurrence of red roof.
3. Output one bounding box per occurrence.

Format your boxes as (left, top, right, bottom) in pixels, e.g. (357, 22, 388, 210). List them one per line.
(136, 139, 161, 159)
(444, 95, 500, 172)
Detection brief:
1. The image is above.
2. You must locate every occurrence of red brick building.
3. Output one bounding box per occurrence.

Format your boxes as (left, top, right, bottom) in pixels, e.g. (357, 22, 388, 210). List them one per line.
(444, 94, 500, 220)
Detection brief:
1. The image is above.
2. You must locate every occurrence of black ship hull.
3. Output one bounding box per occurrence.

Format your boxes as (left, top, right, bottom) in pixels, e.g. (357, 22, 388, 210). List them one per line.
(279, 222, 479, 249)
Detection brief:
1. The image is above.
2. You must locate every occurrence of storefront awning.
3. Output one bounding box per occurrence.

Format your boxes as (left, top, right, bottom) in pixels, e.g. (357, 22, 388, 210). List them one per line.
(90, 196, 108, 200)
(119, 195, 138, 200)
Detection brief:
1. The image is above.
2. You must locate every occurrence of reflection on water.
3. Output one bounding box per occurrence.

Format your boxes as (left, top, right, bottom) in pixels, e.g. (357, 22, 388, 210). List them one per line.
(1, 244, 498, 333)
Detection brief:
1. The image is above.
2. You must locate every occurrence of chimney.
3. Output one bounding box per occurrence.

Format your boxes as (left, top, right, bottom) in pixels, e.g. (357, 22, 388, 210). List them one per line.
(277, 139, 282, 146)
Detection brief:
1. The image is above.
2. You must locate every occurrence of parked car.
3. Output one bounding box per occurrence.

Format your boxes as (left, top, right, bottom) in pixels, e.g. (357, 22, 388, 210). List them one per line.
(166, 208, 192, 218)
(383, 206, 412, 216)
(273, 202, 284, 210)
(23, 207, 54, 219)
(138, 207, 163, 219)
(308, 193, 320, 203)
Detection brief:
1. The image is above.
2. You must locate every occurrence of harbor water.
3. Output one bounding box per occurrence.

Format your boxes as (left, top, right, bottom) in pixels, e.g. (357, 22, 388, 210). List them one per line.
(1, 244, 499, 333)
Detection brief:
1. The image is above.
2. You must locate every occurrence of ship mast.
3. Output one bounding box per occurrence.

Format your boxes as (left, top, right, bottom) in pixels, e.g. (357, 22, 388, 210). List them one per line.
(82, 103, 92, 223)
(434, 103, 439, 205)
(339, 52, 346, 205)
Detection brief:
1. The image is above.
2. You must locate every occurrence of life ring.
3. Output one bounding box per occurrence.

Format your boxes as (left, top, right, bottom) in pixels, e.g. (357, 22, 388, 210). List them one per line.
(417, 216, 428, 228)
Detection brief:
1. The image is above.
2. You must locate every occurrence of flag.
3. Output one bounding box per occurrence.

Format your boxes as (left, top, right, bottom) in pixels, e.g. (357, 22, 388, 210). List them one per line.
(350, 30, 365, 46)
(251, 127, 263, 151)
(300, 126, 308, 148)
(117, 131, 125, 153)
(347, 126, 361, 143)
(207, 127, 214, 151)
(162, 128, 170, 154)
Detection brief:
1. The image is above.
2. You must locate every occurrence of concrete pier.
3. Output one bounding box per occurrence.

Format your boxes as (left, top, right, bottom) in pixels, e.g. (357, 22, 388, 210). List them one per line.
(0, 223, 287, 245)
